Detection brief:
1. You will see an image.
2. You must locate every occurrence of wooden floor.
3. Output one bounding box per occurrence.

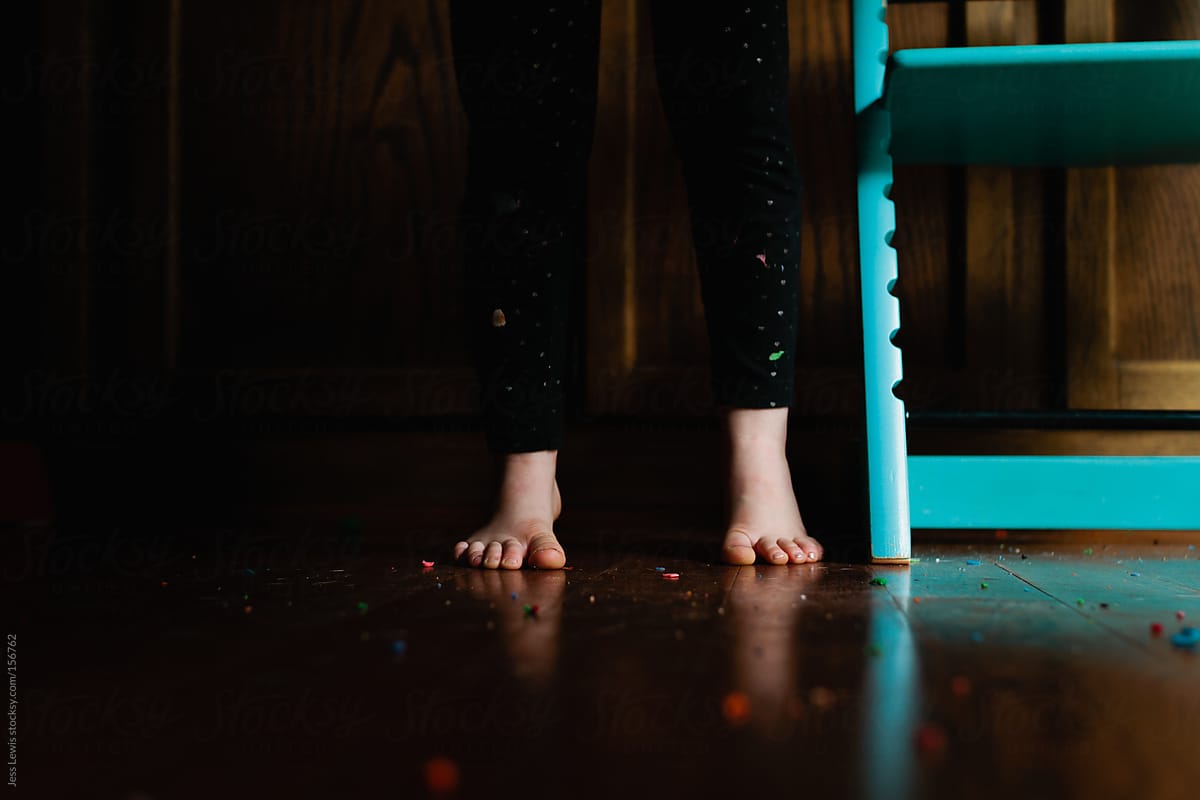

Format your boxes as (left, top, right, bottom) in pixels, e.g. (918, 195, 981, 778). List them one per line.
(12, 516, 1200, 799)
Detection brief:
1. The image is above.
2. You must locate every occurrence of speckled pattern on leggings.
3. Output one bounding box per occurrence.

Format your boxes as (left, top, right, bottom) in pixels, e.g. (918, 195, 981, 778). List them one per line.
(451, 1, 803, 454)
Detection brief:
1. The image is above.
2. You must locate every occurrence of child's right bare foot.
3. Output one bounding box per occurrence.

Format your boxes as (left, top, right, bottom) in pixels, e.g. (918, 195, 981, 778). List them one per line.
(454, 450, 566, 570)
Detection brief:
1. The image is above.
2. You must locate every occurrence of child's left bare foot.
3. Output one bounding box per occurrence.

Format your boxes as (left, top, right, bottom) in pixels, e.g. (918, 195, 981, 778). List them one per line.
(719, 407, 824, 566)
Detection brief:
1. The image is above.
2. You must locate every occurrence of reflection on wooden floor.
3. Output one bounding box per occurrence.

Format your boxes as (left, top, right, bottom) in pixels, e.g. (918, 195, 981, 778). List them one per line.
(13, 525, 1199, 799)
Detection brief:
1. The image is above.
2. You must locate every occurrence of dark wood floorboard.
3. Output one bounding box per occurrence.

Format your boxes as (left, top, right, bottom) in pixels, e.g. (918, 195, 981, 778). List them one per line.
(10, 517, 1200, 800)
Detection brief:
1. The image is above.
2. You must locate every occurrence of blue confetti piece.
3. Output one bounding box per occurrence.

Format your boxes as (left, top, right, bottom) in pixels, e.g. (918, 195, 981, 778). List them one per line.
(970, 631, 984, 643)
(1170, 627, 1199, 649)
(1130, 572, 1141, 577)
(391, 640, 407, 655)
(511, 592, 518, 601)
(436, 583, 442, 589)
(655, 567, 666, 572)
(965, 559, 981, 566)
(243, 568, 256, 576)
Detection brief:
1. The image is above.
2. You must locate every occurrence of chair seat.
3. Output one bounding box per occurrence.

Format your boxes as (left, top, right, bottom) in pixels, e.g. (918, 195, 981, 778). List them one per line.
(885, 41, 1200, 166)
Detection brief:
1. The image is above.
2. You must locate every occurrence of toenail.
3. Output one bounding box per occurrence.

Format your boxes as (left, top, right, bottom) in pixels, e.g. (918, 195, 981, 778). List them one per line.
(808, 552, 817, 558)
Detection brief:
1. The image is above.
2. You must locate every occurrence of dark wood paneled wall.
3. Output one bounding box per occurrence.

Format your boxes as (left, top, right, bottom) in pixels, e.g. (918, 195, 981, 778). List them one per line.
(18, 0, 1200, 434)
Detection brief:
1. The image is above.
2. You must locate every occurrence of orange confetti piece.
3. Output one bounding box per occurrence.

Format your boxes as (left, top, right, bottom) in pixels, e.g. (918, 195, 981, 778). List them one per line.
(424, 757, 460, 794)
(722, 691, 751, 726)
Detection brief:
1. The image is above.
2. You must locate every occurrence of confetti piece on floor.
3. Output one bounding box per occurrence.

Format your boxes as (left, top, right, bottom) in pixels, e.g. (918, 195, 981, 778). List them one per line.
(912, 596, 921, 604)
(421, 560, 435, 568)
(755, 253, 768, 267)
(1084, 547, 1093, 555)
(663, 573, 680, 580)
(160, 581, 168, 588)
(424, 757, 460, 794)
(243, 568, 256, 576)
(511, 592, 518, 601)
(768, 350, 785, 361)
(491, 309, 506, 327)
(243, 605, 253, 615)
(869, 577, 888, 586)
(980, 582, 988, 590)
(1170, 627, 1199, 649)
(965, 559, 981, 566)
(914, 722, 947, 756)
(654, 566, 666, 572)
(722, 691, 751, 726)
(1177, 610, 1186, 621)
(1151, 622, 1164, 636)
(809, 686, 836, 710)
(1100, 602, 1110, 610)
(356, 601, 368, 613)
(1076, 599, 1085, 606)
(1130, 572, 1140, 577)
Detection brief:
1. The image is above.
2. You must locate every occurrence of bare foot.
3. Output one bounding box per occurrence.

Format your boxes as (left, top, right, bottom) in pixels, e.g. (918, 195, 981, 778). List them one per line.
(719, 407, 823, 566)
(454, 450, 567, 570)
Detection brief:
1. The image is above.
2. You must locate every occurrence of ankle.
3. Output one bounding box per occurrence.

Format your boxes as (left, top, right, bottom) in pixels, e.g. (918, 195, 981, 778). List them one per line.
(722, 407, 789, 450)
(495, 449, 558, 512)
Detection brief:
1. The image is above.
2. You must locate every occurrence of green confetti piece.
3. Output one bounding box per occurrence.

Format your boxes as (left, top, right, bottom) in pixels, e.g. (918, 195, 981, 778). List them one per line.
(869, 577, 888, 586)
(1076, 598, 1085, 606)
(980, 582, 989, 590)
(1083, 547, 1093, 555)
(356, 601, 369, 613)
(768, 350, 785, 361)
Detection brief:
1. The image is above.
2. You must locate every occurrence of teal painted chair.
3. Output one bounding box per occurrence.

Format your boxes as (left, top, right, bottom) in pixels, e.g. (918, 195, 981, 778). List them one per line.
(853, 0, 1200, 562)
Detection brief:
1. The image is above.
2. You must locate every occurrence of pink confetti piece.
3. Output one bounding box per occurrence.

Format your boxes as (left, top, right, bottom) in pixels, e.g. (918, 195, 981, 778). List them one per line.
(755, 253, 768, 267)
(421, 560, 435, 568)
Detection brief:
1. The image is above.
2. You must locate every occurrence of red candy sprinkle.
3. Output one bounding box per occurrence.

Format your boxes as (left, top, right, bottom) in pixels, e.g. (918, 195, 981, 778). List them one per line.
(1176, 610, 1186, 621)
(914, 722, 947, 756)
(663, 573, 680, 580)
(1151, 622, 1164, 636)
(421, 560, 435, 568)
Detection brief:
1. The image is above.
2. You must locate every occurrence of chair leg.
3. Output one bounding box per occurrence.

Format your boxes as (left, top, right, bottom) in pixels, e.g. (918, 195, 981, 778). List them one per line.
(857, 104, 911, 563)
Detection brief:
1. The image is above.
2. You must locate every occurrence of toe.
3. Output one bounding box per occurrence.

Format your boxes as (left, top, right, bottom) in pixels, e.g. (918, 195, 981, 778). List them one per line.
(454, 541, 469, 560)
(721, 529, 757, 565)
(795, 534, 823, 562)
(755, 537, 789, 565)
(528, 532, 566, 569)
(778, 538, 806, 563)
(466, 540, 486, 567)
(500, 539, 525, 570)
(482, 541, 503, 569)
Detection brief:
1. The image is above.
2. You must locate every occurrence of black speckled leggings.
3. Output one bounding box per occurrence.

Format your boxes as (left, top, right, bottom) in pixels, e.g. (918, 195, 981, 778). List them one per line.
(451, 1, 802, 453)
